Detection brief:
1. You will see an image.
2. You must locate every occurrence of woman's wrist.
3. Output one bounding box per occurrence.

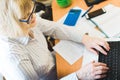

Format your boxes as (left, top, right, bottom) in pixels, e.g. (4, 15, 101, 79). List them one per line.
(81, 33, 89, 44)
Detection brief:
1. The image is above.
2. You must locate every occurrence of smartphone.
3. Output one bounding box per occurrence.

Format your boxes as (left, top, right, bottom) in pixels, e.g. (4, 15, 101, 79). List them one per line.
(63, 9, 81, 26)
(85, 8, 106, 19)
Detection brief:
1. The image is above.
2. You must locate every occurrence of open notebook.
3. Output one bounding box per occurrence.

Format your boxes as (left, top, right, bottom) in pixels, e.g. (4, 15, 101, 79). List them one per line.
(91, 4, 120, 38)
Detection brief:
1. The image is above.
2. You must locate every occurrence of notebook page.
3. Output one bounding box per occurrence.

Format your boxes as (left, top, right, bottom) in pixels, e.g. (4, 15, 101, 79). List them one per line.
(92, 4, 120, 37)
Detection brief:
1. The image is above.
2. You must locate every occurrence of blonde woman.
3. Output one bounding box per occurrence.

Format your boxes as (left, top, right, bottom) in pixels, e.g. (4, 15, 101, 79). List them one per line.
(0, 0, 110, 80)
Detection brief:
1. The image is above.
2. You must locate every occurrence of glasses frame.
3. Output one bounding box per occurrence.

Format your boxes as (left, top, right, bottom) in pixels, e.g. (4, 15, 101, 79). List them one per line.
(19, 2, 36, 24)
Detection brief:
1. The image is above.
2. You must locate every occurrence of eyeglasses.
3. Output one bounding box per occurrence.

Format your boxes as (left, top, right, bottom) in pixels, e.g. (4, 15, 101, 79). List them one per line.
(19, 1, 46, 24)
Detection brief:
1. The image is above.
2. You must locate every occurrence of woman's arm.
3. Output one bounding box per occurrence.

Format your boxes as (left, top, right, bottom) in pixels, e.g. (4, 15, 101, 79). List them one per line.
(36, 17, 110, 54)
(60, 61, 109, 80)
(36, 17, 86, 43)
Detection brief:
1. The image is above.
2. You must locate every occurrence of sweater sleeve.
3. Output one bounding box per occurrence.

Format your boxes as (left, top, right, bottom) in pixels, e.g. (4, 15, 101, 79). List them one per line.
(36, 17, 86, 43)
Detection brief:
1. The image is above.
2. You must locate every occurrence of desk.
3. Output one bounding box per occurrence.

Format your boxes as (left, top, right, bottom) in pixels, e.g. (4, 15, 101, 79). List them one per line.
(52, 0, 120, 78)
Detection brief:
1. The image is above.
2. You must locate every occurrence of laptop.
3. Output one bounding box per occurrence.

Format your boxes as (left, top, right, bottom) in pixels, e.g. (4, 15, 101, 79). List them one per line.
(98, 38, 120, 80)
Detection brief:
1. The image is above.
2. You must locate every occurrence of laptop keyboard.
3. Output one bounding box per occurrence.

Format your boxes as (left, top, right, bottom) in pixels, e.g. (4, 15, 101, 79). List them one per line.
(98, 41, 120, 80)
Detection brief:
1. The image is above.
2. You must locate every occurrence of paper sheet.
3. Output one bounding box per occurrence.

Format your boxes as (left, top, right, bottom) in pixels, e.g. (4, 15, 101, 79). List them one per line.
(53, 40, 84, 65)
(76, 17, 105, 37)
(92, 4, 120, 38)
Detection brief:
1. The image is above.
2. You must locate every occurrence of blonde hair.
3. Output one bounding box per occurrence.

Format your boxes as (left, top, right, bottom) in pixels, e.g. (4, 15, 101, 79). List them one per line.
(0, 0, 34, 38)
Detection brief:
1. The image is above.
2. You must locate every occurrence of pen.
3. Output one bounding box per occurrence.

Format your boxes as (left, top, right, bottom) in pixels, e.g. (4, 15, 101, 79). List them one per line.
(89, 19, 109, 38)
(81, 5, 93, 17)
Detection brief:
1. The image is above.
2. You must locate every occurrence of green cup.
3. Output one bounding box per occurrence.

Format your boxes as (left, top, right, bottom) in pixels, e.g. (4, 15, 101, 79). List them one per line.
(56, 0, 72, 8)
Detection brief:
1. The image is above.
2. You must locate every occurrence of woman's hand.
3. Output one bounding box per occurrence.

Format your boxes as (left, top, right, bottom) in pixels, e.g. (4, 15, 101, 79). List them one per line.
(76, 61, 109, 80)
(81, 34, 110, 55)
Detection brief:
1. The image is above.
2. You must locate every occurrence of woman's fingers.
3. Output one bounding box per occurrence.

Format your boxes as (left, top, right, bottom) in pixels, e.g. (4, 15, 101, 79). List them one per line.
(82, 35, 110, 55)
(87, 41, 109, 55)
(92, 63, 109, 79)
(95, 66, 109, 71)
(101, 41, 110, 51)
(96, 39, 110, 49)
(95, 69, 108, 75)
(94, 74, 107, 79)
(92, 62, 109, 79)
(95, 39, 110, 54)
(77, 61, 109, 80)
(94, 62, 107, 66)
(89, 48, 98, 54)
(93, 44, 108, 55)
